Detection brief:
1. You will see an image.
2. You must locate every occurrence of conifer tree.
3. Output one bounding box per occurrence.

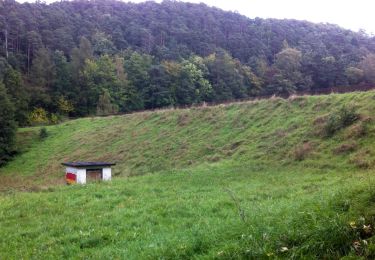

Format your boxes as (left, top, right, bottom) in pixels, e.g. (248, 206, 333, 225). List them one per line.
(0, 83, 16, 166)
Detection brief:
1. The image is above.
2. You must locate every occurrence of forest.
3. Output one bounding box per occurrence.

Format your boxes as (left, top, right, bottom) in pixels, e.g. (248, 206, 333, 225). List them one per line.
(1, 0, 375, 164)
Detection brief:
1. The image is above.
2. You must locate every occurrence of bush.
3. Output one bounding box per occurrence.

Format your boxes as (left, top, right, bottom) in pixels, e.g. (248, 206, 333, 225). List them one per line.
(39, 127, 48, 140)
(323, 106, 359, 137)
(339, 106, 359, 128)
(28, 108, 49, 126)
(49, 113, 59, 125)
(324, 115, 340, 137)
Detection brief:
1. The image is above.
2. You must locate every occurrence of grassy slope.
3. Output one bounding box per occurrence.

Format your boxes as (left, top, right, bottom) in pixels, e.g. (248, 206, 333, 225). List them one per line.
(2, 92, 375, 258)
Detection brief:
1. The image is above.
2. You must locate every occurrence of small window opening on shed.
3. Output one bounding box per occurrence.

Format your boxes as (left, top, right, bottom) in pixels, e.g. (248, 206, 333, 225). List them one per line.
(87, 169, 103, 182)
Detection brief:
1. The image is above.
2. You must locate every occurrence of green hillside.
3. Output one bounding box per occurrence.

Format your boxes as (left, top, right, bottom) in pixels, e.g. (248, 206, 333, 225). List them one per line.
(2, 92, 375, 258)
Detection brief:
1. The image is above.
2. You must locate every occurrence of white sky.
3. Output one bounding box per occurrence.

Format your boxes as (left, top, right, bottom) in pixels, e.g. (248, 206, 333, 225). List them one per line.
(16, 0, 375, 35)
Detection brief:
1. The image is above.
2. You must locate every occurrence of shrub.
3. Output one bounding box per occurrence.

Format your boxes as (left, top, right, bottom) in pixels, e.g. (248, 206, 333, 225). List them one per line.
(49, 113, 60, 125)
(39, 127, 48, 140)
(28, 108, 49, 126)
(323, 115, 339, 137)
(323, 106, 359, 137)
(339, 106, 359, 127)
(57, 96, 74, 116)
(177, 113, 191, 126)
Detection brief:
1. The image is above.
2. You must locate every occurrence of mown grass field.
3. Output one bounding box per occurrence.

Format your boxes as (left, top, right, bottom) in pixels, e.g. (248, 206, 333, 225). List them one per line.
(2, 92, 375, 258)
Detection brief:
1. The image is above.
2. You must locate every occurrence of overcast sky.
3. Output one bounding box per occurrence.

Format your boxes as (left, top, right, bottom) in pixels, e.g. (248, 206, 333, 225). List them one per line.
(16, 0, 375, 34)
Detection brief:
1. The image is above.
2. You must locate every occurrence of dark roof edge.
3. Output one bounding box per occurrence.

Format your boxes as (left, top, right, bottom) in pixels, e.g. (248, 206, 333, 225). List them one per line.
(62, 162, 116, 168)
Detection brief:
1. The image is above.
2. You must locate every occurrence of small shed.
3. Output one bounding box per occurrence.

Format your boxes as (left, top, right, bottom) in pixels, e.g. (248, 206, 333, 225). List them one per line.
(62, 161, 116, 184)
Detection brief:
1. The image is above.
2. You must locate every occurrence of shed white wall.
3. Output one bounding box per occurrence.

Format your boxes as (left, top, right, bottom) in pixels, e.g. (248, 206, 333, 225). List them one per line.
(65, 166, 112, 184)
(102, 168, 112, 181)
(76, 169, 87, 184)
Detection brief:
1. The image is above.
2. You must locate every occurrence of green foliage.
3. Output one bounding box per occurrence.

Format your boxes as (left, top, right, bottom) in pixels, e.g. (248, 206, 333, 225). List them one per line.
(3, 68, 29, 125)
(96, 90, 118, 116)
(92, 31, 116, 56)
(170, 59, 212, 105)
(265, 47, 312, 95)
(2, 0, 372, 71)
(57, 96, 74, 116)
(30, 48, 55, 87)
(52, 51, 73, 100)
(345, 67, 364, 85)
(339, 106, 360, 127)
(159, 57, 213, 106)
(29, 48, 55, 106)
(49, 114, 60, 125)
(71, 37, 93, 80)
(204, 50, 252, 101)
(323, 106, 359, 137)
(324, 116, 341, 137)
(144, 64, 173, 108)
(359, 53, 375, 84)
(28, 107, 49, 126)
(0, 83, 16, 166)
(275, 47, 302, 72)
(123, 51, 153, 109)
(39, 127, 48, 140)
(83, 55, 127, 114)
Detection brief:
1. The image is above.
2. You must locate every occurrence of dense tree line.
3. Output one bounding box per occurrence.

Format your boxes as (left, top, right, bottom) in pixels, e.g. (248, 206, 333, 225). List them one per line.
(1, 0, 375, 164)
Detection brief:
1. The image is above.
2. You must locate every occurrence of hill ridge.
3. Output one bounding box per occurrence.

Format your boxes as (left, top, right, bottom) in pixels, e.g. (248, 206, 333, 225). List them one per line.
(2, 90, 375, 189)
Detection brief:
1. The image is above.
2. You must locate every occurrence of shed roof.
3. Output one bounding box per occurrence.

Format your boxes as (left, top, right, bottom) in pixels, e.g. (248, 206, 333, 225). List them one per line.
(62, 162, 116, 168)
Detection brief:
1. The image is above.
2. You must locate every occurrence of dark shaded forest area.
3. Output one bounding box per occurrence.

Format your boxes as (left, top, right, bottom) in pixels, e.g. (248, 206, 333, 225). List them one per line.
(1, 0, 375, 163)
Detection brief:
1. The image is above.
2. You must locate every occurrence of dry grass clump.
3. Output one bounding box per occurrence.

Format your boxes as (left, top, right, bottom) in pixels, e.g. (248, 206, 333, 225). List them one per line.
(177, 113, 191, 126)
(228, 140, 244, 151)
(206, 154, 221, 162)
(345, 115, 371, 139)
(293, 142, 313, 161)
(312, 115, 329, 136)
(345, 123, 367, 139)
(289, 95, 308, 107)
(313, 115, 328, 126)
(333, 142, 357, 155)
(350, 150, 373, 169)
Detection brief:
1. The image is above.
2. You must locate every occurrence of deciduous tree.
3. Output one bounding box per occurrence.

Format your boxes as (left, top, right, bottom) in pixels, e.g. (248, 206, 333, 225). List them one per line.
(360, 54, 375, 84)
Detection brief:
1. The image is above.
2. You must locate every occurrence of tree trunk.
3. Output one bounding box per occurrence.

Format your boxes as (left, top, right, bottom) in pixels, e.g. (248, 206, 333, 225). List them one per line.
(27, 43, 30, 75)
(4, 28, 8, 59)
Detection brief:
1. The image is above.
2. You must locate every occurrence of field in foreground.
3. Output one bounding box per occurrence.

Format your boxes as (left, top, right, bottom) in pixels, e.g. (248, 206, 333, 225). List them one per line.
(2, 92, 375, 258)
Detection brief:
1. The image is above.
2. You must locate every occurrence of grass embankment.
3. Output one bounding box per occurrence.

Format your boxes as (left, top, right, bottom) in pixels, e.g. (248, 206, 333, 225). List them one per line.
(2, 92, 375, 258)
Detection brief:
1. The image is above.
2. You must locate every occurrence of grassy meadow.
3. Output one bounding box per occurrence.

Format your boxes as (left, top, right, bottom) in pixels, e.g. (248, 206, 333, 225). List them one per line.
(2, 92, 375, 258)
